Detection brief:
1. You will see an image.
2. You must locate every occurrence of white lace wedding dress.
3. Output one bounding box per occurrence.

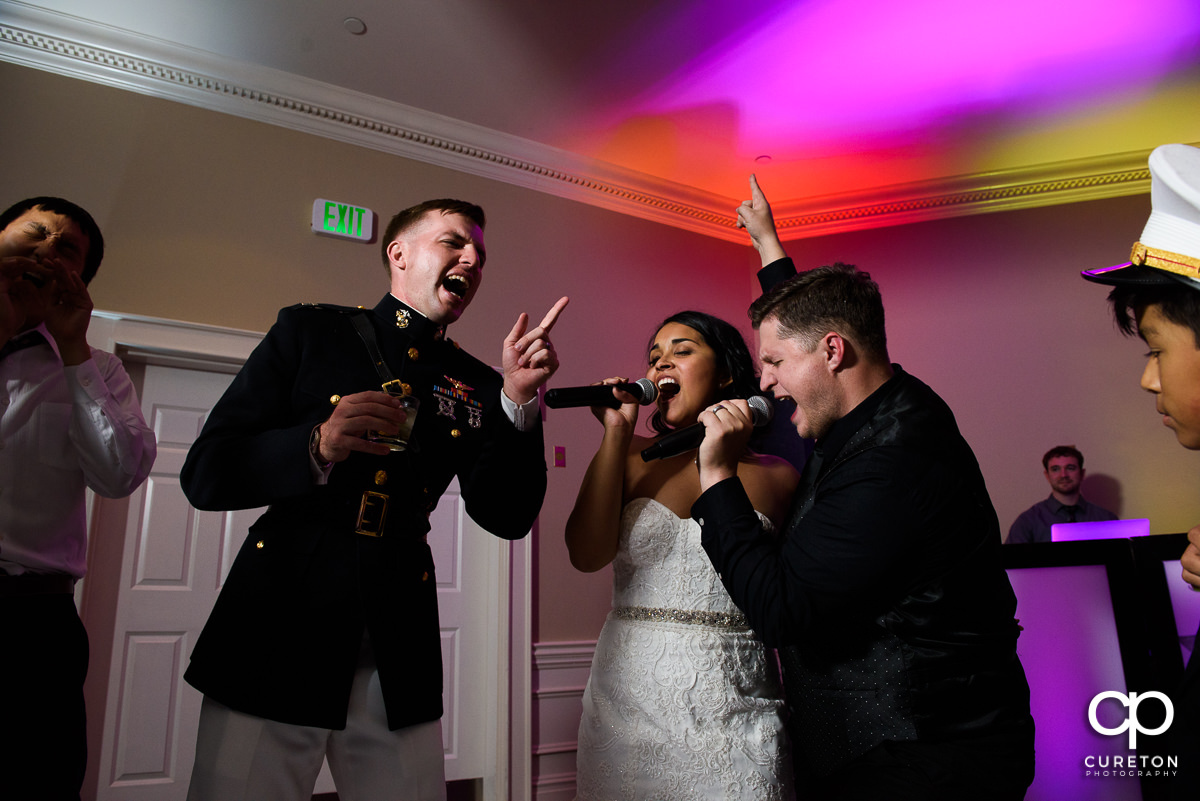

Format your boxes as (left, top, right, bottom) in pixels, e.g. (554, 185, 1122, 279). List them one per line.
(575, 497, 792, 800)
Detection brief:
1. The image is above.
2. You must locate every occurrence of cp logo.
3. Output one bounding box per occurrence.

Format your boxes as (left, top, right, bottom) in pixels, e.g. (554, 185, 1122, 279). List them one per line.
(1088, 691, 1173, 748)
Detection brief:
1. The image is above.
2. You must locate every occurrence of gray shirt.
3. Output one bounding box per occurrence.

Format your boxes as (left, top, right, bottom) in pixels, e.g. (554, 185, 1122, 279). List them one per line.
(1005, 495, 1117, 544)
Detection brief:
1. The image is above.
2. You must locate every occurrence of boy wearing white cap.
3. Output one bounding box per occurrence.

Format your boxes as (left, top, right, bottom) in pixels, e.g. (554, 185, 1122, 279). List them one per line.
(1083, 141, 1200, 798)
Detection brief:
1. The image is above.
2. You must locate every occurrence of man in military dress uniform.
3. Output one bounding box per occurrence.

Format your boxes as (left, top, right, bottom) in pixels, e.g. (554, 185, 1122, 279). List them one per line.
(180, 198, 567, 801)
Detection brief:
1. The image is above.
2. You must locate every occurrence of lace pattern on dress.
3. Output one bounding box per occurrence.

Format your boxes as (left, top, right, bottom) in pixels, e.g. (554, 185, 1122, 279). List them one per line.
(575, 498, 792, 801)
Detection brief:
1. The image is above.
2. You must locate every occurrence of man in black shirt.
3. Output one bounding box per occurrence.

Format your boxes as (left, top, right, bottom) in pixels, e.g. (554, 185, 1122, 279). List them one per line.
(694, 179, 1034, 799)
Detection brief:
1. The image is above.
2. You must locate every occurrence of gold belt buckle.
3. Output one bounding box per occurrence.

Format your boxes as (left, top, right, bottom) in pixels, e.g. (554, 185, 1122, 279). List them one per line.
(356, 491, 388, 537)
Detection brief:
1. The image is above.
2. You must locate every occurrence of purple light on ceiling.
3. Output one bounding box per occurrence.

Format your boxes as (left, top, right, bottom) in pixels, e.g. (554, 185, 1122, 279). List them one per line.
(634, 0, 1200, 151)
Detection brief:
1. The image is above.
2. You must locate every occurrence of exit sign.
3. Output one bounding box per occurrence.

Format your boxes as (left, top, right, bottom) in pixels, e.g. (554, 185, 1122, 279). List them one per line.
(312, 198, 375, 242)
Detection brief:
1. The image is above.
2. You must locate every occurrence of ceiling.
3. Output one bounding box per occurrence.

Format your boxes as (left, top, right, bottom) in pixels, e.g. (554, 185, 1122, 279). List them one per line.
(3, 0, 1200, 241)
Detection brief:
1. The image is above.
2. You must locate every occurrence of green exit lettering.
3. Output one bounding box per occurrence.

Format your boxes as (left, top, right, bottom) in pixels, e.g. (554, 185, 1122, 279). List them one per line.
(324, 202, 365, 236)
(311, 198, 375, 242)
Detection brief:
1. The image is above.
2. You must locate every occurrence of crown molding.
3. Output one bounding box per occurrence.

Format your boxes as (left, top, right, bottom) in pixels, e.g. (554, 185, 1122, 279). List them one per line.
(0, 2, 1161, 243)
(770, 151, 1159, 240)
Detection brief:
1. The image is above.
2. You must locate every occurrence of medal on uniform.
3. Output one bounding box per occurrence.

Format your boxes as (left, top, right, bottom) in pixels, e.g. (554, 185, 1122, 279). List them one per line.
(433, 375, 483, 426)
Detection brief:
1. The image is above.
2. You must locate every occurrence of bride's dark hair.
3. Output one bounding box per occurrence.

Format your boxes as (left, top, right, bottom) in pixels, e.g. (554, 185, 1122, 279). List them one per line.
(646, 310, 760, 437)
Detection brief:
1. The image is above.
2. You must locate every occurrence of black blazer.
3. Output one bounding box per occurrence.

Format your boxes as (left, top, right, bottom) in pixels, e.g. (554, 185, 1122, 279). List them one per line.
(695, 370, 1032, 775)
(181, 294, 547, 730)
(697, 259, 1032, 778)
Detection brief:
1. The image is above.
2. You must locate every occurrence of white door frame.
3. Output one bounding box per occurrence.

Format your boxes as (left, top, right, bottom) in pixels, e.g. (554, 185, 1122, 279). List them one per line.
(79, 310, 533, 801)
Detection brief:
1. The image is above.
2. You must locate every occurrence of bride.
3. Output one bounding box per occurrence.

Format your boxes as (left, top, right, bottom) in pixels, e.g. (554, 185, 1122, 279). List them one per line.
(566, 310, 799, 800)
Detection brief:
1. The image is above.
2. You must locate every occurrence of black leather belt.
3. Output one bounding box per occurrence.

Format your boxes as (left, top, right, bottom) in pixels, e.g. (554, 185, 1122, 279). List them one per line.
(0, 572, 75, 596)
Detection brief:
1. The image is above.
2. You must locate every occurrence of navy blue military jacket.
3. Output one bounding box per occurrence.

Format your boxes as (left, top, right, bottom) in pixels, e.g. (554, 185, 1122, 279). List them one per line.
(180, 294, 547, 730)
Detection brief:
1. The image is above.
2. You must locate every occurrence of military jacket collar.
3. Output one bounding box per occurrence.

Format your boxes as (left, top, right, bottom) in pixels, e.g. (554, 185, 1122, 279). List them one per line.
(374, 294, 446, 343)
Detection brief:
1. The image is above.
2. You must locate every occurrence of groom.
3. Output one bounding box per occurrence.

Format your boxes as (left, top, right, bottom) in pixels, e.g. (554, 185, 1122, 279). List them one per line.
(691, 209, 1034, 797)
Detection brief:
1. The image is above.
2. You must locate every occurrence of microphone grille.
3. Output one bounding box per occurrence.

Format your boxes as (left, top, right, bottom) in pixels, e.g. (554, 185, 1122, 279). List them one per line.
(747, 395, 774, 426)
(633, 377, 658, 404)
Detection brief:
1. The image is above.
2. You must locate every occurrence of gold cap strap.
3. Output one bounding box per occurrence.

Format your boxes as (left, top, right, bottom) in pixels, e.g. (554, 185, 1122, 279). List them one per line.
(1131, 241, 1200, 280)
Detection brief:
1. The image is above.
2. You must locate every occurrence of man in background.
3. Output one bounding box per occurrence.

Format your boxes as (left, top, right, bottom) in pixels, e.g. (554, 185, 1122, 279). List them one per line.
(0, 196, 157, 800)
(1006, 445, 1116, 543)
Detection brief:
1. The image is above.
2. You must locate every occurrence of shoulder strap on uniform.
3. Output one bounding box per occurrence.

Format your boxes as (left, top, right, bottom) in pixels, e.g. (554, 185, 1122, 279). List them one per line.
(348, 311, 400, 386)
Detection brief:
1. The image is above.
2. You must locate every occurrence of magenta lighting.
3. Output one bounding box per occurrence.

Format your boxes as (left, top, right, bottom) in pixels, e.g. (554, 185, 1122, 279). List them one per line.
(644, 0, 1200, 143)
(597, 0, 1200, 195)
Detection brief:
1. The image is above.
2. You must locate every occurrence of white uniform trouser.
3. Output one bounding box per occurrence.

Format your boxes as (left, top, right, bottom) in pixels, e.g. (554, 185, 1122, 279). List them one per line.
(187, 637, 446, 801)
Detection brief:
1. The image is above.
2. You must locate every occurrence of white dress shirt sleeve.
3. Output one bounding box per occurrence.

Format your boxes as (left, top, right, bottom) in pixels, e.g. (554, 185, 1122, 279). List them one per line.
(500, 390, 540, 433)
(66, 351, 157, 499)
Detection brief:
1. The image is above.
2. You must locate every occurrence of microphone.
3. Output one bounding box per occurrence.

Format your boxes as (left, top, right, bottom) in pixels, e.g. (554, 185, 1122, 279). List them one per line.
(545, 378, 658, 409)
(640, 396, 774, 462)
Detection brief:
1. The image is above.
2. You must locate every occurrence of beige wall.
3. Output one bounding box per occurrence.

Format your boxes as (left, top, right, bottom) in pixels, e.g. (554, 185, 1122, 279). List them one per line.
(6, 61, 1199, 648)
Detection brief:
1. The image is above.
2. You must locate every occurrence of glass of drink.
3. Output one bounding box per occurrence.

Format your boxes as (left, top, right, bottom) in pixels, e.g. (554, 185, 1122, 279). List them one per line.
(368, 385, 419, 451)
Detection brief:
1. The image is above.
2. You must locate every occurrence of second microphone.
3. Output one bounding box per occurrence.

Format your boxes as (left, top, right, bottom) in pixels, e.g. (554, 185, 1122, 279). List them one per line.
(641, 395, 774, 461)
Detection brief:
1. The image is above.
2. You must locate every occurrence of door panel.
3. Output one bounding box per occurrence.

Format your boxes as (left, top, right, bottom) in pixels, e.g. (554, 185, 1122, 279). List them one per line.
(86, 363, 253, 800)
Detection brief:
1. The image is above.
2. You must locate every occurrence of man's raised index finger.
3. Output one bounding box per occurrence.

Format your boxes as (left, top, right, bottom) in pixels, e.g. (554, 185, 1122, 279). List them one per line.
(536, 296, 570, 333)
(749, 173, 765, 201)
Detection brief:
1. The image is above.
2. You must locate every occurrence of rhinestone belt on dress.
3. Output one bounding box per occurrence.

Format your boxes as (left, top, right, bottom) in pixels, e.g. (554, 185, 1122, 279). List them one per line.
(612, 605, 748, 629)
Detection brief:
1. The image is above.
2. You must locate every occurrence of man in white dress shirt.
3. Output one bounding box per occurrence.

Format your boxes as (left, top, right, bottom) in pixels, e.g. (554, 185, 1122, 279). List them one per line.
(0, 196, 156, 800)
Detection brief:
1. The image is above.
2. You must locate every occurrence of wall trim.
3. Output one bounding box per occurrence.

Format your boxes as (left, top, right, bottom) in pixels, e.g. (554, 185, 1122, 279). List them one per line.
(532, 772, 578, 801)
(535, 687, 588, 701)
(771, 152, 1155, 239)
(532, 640, 595, 671)
(0, 2, 1172, 243)
(87, 310, 263, 365)
(532, 740, 581, 758)
(530, 640, 594, 799)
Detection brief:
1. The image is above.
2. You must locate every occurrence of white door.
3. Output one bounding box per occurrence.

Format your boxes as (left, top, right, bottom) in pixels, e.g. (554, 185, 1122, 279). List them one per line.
(80, 326, 527, 801)
(432, 478, 508, 788)
(82, 361, 262, 801)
